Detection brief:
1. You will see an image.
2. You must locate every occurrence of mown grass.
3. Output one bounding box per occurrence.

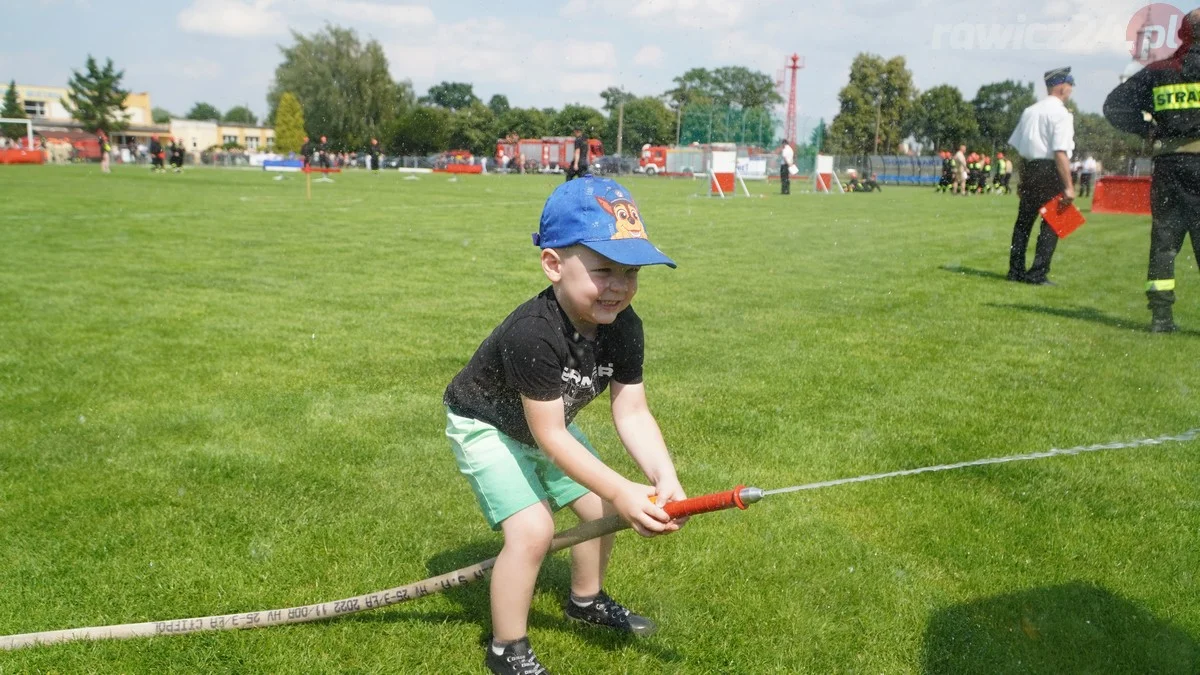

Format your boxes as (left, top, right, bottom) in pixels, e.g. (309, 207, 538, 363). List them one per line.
(1, 164, 1197, 673)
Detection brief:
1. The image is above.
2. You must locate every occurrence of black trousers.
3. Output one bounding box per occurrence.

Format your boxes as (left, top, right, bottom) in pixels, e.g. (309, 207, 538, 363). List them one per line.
(1009, 159, 1064, 282)
(780, 163, 790, 194)
(1079, 172, 1094, 196)
(1147, 154, 1200, 310)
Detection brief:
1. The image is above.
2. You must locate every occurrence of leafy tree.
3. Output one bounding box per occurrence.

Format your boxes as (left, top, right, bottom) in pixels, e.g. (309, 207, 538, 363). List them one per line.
(710, 66, 782, 108)
(385, 106, 451, 155)
(602, 96, 672, 155)
(2, 80, 27, 140)
(487, 94, 510, 118)
(446, 101, 497, 156)
(972, 80, 1036, 153)
(420, 81, 480, 111)
(223, 105, 258, 125)
(272, 92, 306, 153)
(828, 53, 915, 156)
(552, 104, 605, 137)
(664, 67, 717, 109)
(1073, 110, 1146, 172)
(151, 106, 173, 124)
(662, 66, 781, 109)
(268, 25, 406, 150)
(186, 102, 222, 121)
(499, 107, 551, 139)
(599, 86, 635, 114)
(907, 84, 978, 152)
(64, 55, 130, 134)
(809, 118, 828, 152)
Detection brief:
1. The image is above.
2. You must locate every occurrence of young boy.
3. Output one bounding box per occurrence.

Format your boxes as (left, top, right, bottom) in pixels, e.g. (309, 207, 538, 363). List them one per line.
(444, 176, 685, 674)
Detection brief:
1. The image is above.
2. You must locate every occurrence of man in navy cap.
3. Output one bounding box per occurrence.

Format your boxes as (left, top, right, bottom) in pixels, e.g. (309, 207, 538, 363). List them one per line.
(1005, 66, 1077, 285)
(1104, 9, 1200, 332)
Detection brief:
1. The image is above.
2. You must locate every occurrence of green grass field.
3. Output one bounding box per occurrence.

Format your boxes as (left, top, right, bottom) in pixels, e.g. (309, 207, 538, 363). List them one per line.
(1, 165, 1197, 673)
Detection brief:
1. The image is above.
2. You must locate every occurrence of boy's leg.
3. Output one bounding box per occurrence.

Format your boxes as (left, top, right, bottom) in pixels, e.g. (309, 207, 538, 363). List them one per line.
(562, 492, 657, 636)
(566, 492, 615, 597)
(492, 501, 555, 642)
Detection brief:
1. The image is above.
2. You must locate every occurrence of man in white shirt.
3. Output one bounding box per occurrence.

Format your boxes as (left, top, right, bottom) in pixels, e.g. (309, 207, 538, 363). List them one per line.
(1079, 154, 1098, 196)
(1005, 66, 1077, 285)
(952, 145, 968, 195)
(780, 139, 795, 195)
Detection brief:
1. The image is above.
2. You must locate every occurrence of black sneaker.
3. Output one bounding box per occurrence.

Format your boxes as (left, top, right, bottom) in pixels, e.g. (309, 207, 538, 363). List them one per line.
(564, 590, 657, 636)
(484, 636, 550, 675)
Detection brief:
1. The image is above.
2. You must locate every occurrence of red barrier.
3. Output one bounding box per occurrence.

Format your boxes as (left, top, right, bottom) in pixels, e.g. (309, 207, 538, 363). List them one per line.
(1091, 176, 1151, 216)
(433, 163, 483, 174)
(0, 149, 45, 165)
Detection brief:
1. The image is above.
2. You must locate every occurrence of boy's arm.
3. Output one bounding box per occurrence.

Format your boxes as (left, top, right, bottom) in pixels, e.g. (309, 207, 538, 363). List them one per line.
(609, 381, 687, 510)
(522, 395, 673, 536)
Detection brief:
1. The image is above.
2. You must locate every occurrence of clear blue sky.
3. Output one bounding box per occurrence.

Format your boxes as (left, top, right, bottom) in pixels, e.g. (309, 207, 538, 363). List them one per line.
(0, 0, 1172, 136)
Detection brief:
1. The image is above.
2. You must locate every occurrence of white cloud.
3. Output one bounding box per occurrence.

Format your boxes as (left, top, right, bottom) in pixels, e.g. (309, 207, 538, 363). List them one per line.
(628, 0, 749, 28)
(560, 0, 588, 16)
(300, 0, 435, 27)
(633, 45, 664, 67)
(177, 0, 284, 38)
(558, 72, 618, 94)
(533, 40, 618, 71)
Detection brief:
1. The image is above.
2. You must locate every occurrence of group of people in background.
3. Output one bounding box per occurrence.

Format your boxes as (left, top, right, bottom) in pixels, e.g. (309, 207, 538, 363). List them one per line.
(935, 145, 1100, 199)
(146, 135, 185, 173)
(297, 134, 383, 172)
(937, 147, 1014, 195)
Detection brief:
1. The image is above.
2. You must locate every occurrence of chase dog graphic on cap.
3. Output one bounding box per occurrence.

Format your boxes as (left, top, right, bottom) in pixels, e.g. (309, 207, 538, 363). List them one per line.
(596, 191, 645, 239)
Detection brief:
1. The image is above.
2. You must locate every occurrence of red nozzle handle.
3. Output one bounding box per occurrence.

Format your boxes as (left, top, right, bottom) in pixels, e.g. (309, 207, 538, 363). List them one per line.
(662, 485, 749, 519)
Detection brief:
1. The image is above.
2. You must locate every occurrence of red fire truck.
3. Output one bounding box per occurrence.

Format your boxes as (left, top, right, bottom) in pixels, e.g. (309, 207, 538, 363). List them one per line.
(495, 137, 604, 173)
(637, 144, 707, 176)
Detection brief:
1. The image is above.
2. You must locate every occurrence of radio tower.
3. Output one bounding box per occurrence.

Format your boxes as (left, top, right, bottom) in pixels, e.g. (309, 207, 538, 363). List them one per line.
(784, 54, 804, 143)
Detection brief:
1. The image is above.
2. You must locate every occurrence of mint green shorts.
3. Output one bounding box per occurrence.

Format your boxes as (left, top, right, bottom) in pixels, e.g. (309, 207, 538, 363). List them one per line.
(445, 408, 596, 530)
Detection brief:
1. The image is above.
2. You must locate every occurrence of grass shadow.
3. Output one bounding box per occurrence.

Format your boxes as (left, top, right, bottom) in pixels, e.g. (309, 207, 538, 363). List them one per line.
(922, 581, 1200, 674)
(987, 303, 1200, 336)
(939, 265, 1011, 282)
(348, 538, 681, 663)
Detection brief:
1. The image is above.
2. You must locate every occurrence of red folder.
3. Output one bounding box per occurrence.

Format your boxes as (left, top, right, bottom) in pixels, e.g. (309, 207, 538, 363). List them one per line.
(1039, 194, 1086, 238)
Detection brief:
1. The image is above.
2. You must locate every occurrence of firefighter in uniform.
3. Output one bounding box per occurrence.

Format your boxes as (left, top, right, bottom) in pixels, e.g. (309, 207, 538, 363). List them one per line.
(938, 150, 954, 192)
(300, 136, 312, 170)
(997, 152, 1013, 194)
(149, 135, 165, 173)
(368, 137, 382, 172)
(1103, 10, 1200, 333)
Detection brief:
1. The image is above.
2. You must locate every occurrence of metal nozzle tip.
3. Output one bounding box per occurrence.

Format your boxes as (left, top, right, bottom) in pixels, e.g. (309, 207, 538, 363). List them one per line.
(738, 487, 765, 505)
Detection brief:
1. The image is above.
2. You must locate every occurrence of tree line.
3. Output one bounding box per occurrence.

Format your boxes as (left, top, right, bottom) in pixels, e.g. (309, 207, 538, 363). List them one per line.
(261, 26, 782, 157)
(826, 52, 1146, 169)
(22, 29, 1146, 170)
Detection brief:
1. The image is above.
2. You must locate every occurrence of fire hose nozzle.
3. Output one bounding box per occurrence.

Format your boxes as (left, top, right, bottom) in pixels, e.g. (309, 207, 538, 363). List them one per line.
(738, 486, 765, 506)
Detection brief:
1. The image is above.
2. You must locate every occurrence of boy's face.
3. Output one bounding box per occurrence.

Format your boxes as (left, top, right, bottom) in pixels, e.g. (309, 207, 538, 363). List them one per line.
(542, 246, 639, 333)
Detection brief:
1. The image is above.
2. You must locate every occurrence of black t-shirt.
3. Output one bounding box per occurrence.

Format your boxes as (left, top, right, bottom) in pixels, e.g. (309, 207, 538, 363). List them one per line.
(574, 134, 588, 167)
(444, 286, 644, 447)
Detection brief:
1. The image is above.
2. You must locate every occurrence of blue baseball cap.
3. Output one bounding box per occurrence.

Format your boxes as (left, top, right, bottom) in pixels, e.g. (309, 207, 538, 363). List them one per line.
(532, 175, 676, 268)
